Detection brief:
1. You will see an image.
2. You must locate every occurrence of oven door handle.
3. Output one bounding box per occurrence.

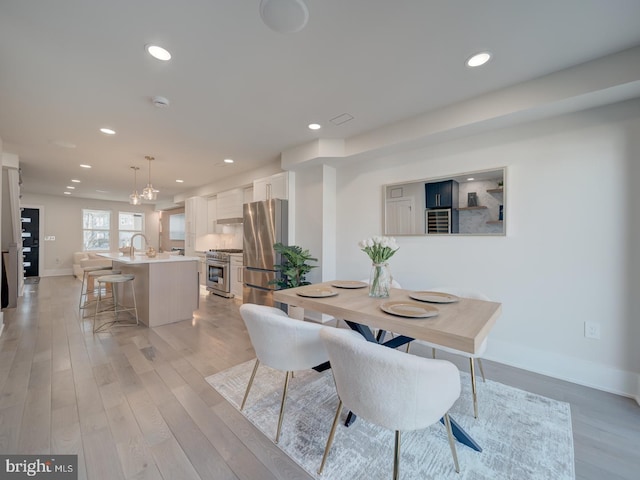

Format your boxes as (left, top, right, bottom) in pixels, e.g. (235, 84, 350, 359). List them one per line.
(206, 260, 227, 267)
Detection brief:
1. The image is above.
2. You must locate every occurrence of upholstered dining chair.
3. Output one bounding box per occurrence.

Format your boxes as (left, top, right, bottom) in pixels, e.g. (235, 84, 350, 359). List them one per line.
(318, 327, 461, 479)
(412, 287, 491, 419)
(239, 303, 340, 443)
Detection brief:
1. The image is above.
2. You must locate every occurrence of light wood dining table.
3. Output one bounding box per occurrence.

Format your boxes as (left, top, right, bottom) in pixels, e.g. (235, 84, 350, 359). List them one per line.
(273, 281, 503, 452)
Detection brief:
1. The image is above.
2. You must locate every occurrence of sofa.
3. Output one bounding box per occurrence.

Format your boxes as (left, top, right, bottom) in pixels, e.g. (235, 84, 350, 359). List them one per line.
(72, 252, 112, 279)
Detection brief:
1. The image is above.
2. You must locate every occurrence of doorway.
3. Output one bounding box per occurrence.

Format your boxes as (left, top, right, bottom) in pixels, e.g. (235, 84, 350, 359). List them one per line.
(385, 198, 416, 234)
(21, 207, 40, 279)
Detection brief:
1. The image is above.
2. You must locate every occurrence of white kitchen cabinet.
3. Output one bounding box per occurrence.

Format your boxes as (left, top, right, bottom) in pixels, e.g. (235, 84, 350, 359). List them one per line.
(216, 188, 243, 220)
(229, 254, 243, 299)
(207, 196, 219, 234)
(185, 196, 208, 256)
(253, 172, 290, 201)
(243, 186, 254, 205)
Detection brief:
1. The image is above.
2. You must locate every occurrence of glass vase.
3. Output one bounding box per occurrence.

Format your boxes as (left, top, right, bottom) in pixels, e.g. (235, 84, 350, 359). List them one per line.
(369, 262, 391, 298)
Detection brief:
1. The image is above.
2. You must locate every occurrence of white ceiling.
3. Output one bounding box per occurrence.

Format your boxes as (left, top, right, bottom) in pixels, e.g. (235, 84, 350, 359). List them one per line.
(2, 0, 640, 206)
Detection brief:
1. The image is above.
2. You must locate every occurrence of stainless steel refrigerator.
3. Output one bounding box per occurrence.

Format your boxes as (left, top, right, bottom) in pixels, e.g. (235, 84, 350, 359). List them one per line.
(243, 199, 288, 306)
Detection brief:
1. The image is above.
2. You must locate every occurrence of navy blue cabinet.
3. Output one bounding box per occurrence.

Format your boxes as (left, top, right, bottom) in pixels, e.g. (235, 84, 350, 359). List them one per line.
(425, 180, 459, 209)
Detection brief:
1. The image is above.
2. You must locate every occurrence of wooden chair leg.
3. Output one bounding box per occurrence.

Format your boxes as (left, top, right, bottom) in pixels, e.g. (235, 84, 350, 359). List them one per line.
(318, 399, 343, 474)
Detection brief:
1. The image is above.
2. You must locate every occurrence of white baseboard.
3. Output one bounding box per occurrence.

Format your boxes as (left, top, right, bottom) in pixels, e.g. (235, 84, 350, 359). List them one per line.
(486, 338, 639, 399)
(42, 268, 73, 277)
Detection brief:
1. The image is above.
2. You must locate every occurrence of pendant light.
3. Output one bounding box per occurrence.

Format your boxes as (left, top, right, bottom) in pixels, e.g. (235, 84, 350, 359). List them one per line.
(142, 155, 158, 201)
(129, 166, 141, 205)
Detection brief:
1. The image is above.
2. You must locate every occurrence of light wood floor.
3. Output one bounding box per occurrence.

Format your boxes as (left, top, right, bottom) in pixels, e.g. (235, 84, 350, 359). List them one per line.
(0, 276, 638, 479)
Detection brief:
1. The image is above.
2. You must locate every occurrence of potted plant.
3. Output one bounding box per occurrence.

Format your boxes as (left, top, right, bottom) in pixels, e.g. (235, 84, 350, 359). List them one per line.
(270, 243, 318, 319)
(271, 243, 318, 289)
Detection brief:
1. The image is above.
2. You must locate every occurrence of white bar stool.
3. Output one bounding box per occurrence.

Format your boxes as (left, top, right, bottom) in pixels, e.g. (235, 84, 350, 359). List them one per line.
(79, 266, 110, 310)
(93, 274, 139, 333)
(79, 267, 121, 317)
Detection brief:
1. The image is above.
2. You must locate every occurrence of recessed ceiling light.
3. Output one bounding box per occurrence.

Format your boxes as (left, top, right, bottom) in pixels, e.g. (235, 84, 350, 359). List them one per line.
(223, 158, 234, 164)
(71, 179, 81, 183)
(66, 186, 75, 189)
(467, 177, 475, 181)
(176, 179, 184, 183)
(64, 191, 71, 195)
(80, 164, 92, 169)
(466, 52, 491, 68)
(100, 128, 116, 135)
(308, 123, 321, 130)
(146, 44, 172, 61)
(96, 190, 108, 193)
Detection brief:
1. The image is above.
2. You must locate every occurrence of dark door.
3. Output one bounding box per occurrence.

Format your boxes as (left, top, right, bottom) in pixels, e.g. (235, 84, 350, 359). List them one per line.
(21, 208, 39, 277)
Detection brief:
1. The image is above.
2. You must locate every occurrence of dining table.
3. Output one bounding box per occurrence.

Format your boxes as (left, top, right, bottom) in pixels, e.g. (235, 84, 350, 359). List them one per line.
(273, 280, 502, 452)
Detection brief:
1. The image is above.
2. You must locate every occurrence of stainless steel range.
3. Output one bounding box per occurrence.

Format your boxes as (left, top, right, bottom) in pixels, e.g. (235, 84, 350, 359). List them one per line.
(206, 249, 242, 298)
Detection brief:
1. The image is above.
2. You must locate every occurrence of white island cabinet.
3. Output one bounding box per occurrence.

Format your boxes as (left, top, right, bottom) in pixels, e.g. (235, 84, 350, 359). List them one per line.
(99, 253, 199, 327)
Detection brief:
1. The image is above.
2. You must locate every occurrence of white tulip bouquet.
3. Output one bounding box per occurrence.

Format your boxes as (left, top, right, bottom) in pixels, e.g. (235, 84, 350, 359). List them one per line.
(358, 235, 399, 264)
(358, 236, 399, 297)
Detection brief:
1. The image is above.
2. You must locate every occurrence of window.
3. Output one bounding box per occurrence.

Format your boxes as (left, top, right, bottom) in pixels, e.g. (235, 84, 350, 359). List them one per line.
(119, 212, 145, 249)
(169, 213, 185, 240)
(82, 209, 111, 251)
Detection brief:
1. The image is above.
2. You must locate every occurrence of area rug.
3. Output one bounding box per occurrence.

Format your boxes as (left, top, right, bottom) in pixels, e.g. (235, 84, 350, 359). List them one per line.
(206, 360, 575, 480)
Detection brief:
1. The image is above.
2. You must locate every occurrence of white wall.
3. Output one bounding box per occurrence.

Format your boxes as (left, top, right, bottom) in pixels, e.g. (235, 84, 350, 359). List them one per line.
(294, 164, 331, 284)
(20, 193, 159, 276)
(309, 100, 640, 397)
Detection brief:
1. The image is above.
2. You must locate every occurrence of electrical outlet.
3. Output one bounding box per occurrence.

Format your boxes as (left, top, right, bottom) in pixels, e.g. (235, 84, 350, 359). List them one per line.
(584, 321, 601, 339)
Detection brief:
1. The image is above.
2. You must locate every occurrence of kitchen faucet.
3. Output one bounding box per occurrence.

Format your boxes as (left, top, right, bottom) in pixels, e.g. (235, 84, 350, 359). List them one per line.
(129, 233, 149, 257)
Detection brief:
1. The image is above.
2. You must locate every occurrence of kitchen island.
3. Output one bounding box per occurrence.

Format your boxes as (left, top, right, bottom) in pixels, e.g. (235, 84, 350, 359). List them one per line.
(99, 252, 200, 327)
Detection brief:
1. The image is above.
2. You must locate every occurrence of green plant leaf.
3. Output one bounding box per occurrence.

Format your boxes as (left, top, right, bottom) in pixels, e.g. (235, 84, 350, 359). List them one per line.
(271, 242, 318, 288)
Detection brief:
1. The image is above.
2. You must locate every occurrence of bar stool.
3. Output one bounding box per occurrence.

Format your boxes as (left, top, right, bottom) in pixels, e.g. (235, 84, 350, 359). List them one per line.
(93, 274, 139, 333)
(79, 266, 110, 310)
(79, 267, 121, 317)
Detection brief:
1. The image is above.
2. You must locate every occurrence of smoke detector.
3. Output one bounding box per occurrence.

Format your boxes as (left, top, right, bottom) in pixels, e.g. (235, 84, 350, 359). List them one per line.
(151, 96, 170, 108)
(260, 0, 309, 33)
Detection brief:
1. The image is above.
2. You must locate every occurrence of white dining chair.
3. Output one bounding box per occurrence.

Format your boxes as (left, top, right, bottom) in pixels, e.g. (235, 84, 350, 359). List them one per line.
(412, 287, 491, 419)
(239, 303, 348, 443)
(318, 327, 461, 479)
